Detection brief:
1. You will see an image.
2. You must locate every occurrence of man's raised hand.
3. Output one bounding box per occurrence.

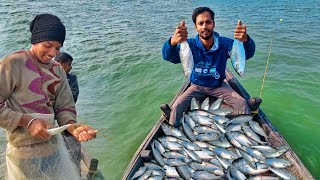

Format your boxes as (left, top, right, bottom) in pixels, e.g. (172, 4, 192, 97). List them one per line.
(170, 20, 188, 46)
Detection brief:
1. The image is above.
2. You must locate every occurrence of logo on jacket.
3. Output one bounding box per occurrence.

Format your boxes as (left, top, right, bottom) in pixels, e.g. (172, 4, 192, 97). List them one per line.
(210, 68, 220, 79)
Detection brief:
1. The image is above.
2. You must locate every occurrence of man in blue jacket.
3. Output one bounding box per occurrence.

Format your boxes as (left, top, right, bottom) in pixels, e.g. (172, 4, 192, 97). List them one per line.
(162, 7, 256, 127)
(55, 52, 79, 103)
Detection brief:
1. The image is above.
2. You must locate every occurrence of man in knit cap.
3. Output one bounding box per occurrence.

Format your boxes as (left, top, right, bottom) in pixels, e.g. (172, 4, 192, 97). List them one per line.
(0, 13, 98, 179)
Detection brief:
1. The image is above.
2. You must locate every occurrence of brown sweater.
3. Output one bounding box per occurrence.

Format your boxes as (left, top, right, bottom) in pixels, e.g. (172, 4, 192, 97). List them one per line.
(0, 50, 76, 147)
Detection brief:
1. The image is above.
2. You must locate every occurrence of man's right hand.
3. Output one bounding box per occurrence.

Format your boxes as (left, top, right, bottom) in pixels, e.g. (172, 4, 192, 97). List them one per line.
(28, 119, 52, 139)
(170, 20, 188, 46)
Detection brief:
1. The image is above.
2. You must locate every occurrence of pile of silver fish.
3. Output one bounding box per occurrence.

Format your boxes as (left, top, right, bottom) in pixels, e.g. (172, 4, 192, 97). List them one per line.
(131, 97, 297, 180)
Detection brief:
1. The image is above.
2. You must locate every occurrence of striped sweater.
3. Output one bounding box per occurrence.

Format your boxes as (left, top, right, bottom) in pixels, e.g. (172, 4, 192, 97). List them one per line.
(0, 50, 76, 147)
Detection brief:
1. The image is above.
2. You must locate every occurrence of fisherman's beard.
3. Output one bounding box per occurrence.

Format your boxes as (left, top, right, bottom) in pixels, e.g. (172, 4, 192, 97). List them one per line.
(200, 29, 213, 40)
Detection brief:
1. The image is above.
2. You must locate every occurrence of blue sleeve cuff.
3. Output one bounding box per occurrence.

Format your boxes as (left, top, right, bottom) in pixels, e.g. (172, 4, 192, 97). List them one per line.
(162, 37, 181, 64)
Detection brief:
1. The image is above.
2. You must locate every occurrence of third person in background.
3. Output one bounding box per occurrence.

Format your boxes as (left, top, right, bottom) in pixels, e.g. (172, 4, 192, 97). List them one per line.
(55, 52, 79, 103)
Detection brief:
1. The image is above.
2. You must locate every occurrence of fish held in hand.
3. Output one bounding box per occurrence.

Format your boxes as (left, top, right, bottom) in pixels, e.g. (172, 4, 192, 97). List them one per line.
(179, 41, 194, 79)
(47, 123, 78, 136)
(230, 39, 246, 76)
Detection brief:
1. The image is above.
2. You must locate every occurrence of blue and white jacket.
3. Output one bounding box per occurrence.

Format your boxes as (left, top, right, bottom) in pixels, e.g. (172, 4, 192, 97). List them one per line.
(162, 32, 255, 88)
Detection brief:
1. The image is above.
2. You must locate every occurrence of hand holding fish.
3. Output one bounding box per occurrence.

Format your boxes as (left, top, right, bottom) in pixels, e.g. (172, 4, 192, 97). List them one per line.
(70, 124, 98, 142)
(234, 20, 247, 42)
(171, 20, 188, 46)
(28, 118, 52, 140)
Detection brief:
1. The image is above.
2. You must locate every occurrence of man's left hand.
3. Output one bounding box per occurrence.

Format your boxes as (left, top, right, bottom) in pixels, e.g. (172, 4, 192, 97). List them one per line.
(71, 125, 98, 142)
(234, 20, 248, 42)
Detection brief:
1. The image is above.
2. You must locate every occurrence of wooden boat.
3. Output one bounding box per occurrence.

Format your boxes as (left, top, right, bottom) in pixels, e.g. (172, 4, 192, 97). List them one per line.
(122, 69, 314, 180)
(80, 147, 105, 180)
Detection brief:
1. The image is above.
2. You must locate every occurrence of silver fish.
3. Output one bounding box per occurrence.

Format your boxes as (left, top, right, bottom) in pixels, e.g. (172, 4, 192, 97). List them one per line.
(215, 156, 232, 169)
(265, 158, 292, 168)
(251, 145, 277, 153)
(189, 162, 222, 171)
(263, 147, 289, 158)
(161, 141, 182, 151)
(232, 131, 253, 147)
(163, 151, 186, 159)
(193, 141, 209, 148)
(225, 124, 244, 132)
(146, 175, 163, 180)
(195, 132, 220, 142)
(179, 41, 194, 79)
(227, 166, 246, 180)
(184, 114, 196, 130)
(190, 97, 200, 110)
(247, 176, 280, 180)
(209, 108, 233, 116)
(137, 170, 152, 180)
(230, 39, 246, 76)
(207, 169, 225, 176)
(224, 115, 252, 127)
(242, 146, 266, 160)
(191, 170, 221, 180)
(164, 165, 180, 178)
(176, 165, 192, 179)
(194, 148, 215, 160)
(158, 136, 180, 143)
(212, 115, 230, 124)
(181, 141, 201, 151)
(269, 167, 297, 180)
(200, 97, 210, 110)
(212, 147, 239, 160)
(225, 131, 243, 149)
(183, 147, 202, 163)
(131, 166, 147, 179)
(208, 139, 232, 148)
(242, 126, 267, 145)
(188, 109, 213, 117)
(192, 116, 214, 126)
(238, 148, 257, 169)
(161, 123, 189, 141)
(154, 140, 166, 155)
(182, 117, 196, 141)
(144, 162, 164, 171)
(164, 159, 186, 167)
(209, 98, 224, 110)
(209, 158, 223, 167)
(249, 120, 268, 140)
(151, 142, 165, 166)
(233, 158, 269, 175)
(214, 121, 226, 134)
(47, 123, 78, 135)
(194, 126, 219, 134)
(148, 169, 165, 176)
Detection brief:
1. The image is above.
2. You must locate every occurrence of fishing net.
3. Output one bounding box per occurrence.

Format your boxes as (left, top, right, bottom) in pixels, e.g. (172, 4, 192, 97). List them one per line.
(0, 113, 81, 180)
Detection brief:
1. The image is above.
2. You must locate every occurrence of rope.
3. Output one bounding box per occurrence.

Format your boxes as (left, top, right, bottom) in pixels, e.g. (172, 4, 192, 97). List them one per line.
(259, 37, 273, 98)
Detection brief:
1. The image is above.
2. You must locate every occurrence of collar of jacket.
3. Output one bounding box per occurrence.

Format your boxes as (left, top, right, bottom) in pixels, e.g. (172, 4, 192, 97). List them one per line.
(195, 32, 220, 53)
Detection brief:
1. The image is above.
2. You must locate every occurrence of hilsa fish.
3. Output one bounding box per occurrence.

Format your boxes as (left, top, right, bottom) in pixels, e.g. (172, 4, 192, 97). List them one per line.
(179, 41, 194, 79)
(230, 39, 246, 76)
(47, 123, 79, 135)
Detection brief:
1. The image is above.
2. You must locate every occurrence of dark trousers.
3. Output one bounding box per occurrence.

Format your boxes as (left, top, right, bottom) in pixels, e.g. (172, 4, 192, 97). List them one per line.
(169, 82, 251, 126)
